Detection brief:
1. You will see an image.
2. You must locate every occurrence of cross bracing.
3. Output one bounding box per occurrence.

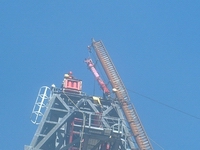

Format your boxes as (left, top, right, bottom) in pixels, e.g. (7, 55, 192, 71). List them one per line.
(25, 89, 138, 150)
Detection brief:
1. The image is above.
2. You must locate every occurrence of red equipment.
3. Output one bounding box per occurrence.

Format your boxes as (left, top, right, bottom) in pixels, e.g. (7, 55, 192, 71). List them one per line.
(63, 78, 82, 91)
(85, 58, 110, 96)
(62, 72, 82, 93)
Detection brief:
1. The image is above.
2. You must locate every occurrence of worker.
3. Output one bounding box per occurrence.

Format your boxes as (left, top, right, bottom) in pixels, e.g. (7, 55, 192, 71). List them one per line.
(62, 71, 73, 89)
(68, 71, 73, 78)
(64, 71, 73, 79)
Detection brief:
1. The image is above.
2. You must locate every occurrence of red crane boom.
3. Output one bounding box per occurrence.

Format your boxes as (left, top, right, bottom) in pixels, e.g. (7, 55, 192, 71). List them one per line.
(85, 58, 110, 96)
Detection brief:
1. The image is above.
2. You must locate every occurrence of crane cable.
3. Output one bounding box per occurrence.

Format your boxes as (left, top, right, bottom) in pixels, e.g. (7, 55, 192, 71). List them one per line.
(87, 47, 109, 96)
(127, 89, 200, 120)
(149, 137, 165, 150)
(88, 46, 108, 85)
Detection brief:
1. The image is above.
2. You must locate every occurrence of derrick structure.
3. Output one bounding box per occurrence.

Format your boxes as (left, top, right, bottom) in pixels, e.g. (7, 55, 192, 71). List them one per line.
(25, 39, 153, 150)
(25, 87, 137, 150)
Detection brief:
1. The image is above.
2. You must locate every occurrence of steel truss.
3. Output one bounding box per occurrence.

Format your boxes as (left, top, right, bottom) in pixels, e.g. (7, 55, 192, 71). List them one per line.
(25, 90, 138, 150)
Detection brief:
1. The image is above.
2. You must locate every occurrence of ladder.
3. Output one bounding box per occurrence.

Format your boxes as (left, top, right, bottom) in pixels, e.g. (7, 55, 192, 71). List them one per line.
(92, 39, 153, 150)
(30, 86, 51, 125)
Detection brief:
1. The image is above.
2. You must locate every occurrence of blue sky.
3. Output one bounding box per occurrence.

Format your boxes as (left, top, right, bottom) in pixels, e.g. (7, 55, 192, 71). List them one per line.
(1, 1, 200, 150)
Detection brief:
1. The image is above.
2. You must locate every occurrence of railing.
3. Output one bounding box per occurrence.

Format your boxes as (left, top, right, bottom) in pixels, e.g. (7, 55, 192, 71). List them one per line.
(72, 113, 122, 132)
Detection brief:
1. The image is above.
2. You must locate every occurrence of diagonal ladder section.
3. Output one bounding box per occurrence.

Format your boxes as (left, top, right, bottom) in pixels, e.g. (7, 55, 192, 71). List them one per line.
(92, 39, 153, 150)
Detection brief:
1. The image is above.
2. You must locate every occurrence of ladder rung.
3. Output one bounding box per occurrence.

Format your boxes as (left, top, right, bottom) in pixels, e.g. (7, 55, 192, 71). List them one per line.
(93, 40, 153, 150)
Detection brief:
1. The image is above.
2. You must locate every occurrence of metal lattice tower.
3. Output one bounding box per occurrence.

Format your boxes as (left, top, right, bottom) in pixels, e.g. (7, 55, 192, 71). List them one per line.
(25, 39, 153, 150)
(25, 90, 137, 150)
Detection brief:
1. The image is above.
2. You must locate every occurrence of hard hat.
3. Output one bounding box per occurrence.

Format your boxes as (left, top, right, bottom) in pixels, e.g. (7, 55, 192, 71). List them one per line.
(69, 71, 72, 75)
(112, 88, 118, 92)
(51, 84, 56, 88)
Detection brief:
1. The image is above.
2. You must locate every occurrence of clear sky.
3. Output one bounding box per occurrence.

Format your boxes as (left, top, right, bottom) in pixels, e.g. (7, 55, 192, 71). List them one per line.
(1, 1, 200, 150)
